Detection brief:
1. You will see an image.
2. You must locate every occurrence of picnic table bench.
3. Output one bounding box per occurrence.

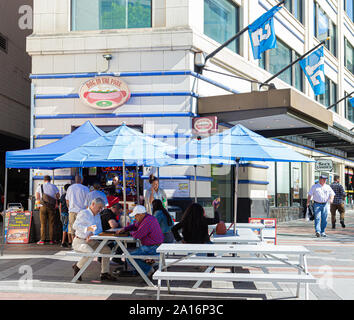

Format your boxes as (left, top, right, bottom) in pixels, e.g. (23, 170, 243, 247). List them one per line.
(153, 243, 316, 300)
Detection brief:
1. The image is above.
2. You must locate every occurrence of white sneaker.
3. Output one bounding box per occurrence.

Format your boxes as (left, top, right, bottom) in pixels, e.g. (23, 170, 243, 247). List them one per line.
(321, 233, 327, 237)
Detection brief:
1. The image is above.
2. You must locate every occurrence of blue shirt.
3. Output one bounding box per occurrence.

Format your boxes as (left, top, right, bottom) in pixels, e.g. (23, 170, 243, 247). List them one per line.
(153, 210, 173, 234)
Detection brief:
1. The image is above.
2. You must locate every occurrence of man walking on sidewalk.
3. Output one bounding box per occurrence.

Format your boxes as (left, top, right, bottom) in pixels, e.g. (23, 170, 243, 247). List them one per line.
(330, 175, 346, 229)
(307, 175, 335, 238)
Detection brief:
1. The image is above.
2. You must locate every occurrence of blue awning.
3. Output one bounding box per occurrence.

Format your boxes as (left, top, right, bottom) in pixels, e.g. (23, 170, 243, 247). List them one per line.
(6, 121, 105, 169)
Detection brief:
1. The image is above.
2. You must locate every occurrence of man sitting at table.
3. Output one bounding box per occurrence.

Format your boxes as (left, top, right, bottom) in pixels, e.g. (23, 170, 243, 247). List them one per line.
(115, 205, 164, 278)
(72, 197, 116, 282)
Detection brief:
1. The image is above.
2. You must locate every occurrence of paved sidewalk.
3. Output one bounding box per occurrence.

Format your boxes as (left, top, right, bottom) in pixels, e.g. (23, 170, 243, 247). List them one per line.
(0, 209, 353, 300)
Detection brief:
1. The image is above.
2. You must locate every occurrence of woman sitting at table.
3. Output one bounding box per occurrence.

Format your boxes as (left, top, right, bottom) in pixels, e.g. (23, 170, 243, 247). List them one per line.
(152, 199, 174, 243)
(171, 203, 220, 244)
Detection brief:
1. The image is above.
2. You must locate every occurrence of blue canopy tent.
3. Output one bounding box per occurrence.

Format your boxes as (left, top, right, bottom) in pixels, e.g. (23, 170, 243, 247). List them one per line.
(6, 120, 105, 169)
(54, 123, 176, 225)
(168, 124, 315, 233)
(1, 121, 105, 256)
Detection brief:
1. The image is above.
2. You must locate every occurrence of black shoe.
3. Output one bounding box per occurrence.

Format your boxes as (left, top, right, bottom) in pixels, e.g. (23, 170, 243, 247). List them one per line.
(340, 221, 346, 228)
(61, 242, 68, 248)
(72, 264, 82, 281)
(316, 232, 320, 238)
(100, 273, 117, 281)
(117, 270, 138, 277)
(332, 223, 336, 229)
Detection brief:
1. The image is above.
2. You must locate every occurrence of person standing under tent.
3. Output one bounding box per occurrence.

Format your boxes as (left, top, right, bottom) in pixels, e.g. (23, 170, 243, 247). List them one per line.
(86, 181, 109, 208)
(35, 175, 60, 245)
(144, 174, 168, 215)
(59, 183, 71, 248)
(66, 175, 89, 241)
(307, 175, 335, 238)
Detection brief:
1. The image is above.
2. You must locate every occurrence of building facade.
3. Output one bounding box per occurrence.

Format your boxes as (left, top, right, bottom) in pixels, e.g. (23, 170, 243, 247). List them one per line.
(26, 0, 353, 221)
(0, 0, 32, 207)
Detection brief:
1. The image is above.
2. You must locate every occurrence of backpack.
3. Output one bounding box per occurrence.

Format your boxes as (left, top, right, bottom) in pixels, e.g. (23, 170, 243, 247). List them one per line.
(215, 221, 227, 235)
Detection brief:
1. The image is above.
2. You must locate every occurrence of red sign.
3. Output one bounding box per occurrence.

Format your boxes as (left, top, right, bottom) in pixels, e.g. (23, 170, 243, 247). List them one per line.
(249, 217, 277, 245)
(79, 76, 131, 110)
(192, 116, 217, 135)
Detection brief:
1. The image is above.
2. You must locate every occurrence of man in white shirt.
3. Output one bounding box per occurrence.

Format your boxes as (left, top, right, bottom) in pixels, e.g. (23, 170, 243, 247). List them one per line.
(72, 197, 116, 281)
(35, 175, 60, 245)
(307, 175, 335, 238)
(66, 175, 89, 242)
(86, 182, 108, 208)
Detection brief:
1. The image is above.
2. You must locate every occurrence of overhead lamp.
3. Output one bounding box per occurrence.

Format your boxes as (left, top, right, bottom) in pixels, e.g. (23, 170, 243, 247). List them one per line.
(194, 51, 206, 68)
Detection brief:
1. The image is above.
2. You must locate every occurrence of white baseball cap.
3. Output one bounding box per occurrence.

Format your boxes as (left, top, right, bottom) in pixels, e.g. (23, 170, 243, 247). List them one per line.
(129, 205, 146, 217)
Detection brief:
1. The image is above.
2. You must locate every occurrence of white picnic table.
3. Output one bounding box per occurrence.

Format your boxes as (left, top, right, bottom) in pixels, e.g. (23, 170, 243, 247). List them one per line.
(211, 228, 261, 244)
(153, 243, 316, 300)
(208, 222, 265, 241)
(67, 233, 158, 287)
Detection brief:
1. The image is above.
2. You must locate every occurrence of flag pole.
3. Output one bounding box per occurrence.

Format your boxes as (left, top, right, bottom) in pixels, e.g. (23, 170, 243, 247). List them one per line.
(196, 0, 286, 74)
(327, 91, 354, 110)
(260, 39, 328, 89)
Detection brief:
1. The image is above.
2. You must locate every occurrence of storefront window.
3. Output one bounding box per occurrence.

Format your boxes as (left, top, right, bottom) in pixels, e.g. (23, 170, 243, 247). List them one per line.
(211, 164, 233, 221)
(267, 162, 276, 207)
(204, 0, 240, 54)
(276, 162, 290, 207)
(314, 2, 337, 57)
(71, 0, 152, 31)
(291, 162, 302, 206)
(344, 38, 354, 75)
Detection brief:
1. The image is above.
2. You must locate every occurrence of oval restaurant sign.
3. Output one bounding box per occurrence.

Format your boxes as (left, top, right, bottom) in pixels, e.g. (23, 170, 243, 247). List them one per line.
(192, 116, 217, 135)
(79, 76, 131, 110)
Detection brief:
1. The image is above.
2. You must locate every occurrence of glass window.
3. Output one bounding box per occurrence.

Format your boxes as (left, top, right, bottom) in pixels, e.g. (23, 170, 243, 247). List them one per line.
(276, 162, 290, 207)
(71, 0, 152, 31)
(291, 162, 302, 207)
(204, 0, 240, 54)
(260, 39, 304, 92)
(314, 2, 337, 57)
(294, 52, 303, 92)
(268, 39, 292, 85)
(284, 0, 303, 23)
(211, 165, 233, 222)
(344, 0, 354, 22)
(345, 38, 354, 74)
(267, 162, 276, 207)
(345, 92, 354, 122)
(316, 77, 337, 112)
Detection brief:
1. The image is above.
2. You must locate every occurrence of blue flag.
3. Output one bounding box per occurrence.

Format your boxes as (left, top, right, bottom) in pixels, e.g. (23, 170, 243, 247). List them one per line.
(248, 5, 282, 60)
(299, 47, 325, 96)
(350, 97, 354, 107)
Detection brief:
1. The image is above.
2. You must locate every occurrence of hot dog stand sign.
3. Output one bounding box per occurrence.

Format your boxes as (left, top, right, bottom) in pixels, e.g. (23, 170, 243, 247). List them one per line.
(79, 76, 131, 110)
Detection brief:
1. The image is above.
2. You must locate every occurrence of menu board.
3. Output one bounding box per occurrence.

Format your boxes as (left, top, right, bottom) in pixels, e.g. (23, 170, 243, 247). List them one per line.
(249, 217, 277, 245)
(6, 211, 32, 244)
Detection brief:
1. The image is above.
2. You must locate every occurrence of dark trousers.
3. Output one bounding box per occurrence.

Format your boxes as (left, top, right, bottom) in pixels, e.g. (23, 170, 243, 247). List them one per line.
(330, 203, 345, 224)
(39, 205, 55, 241)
